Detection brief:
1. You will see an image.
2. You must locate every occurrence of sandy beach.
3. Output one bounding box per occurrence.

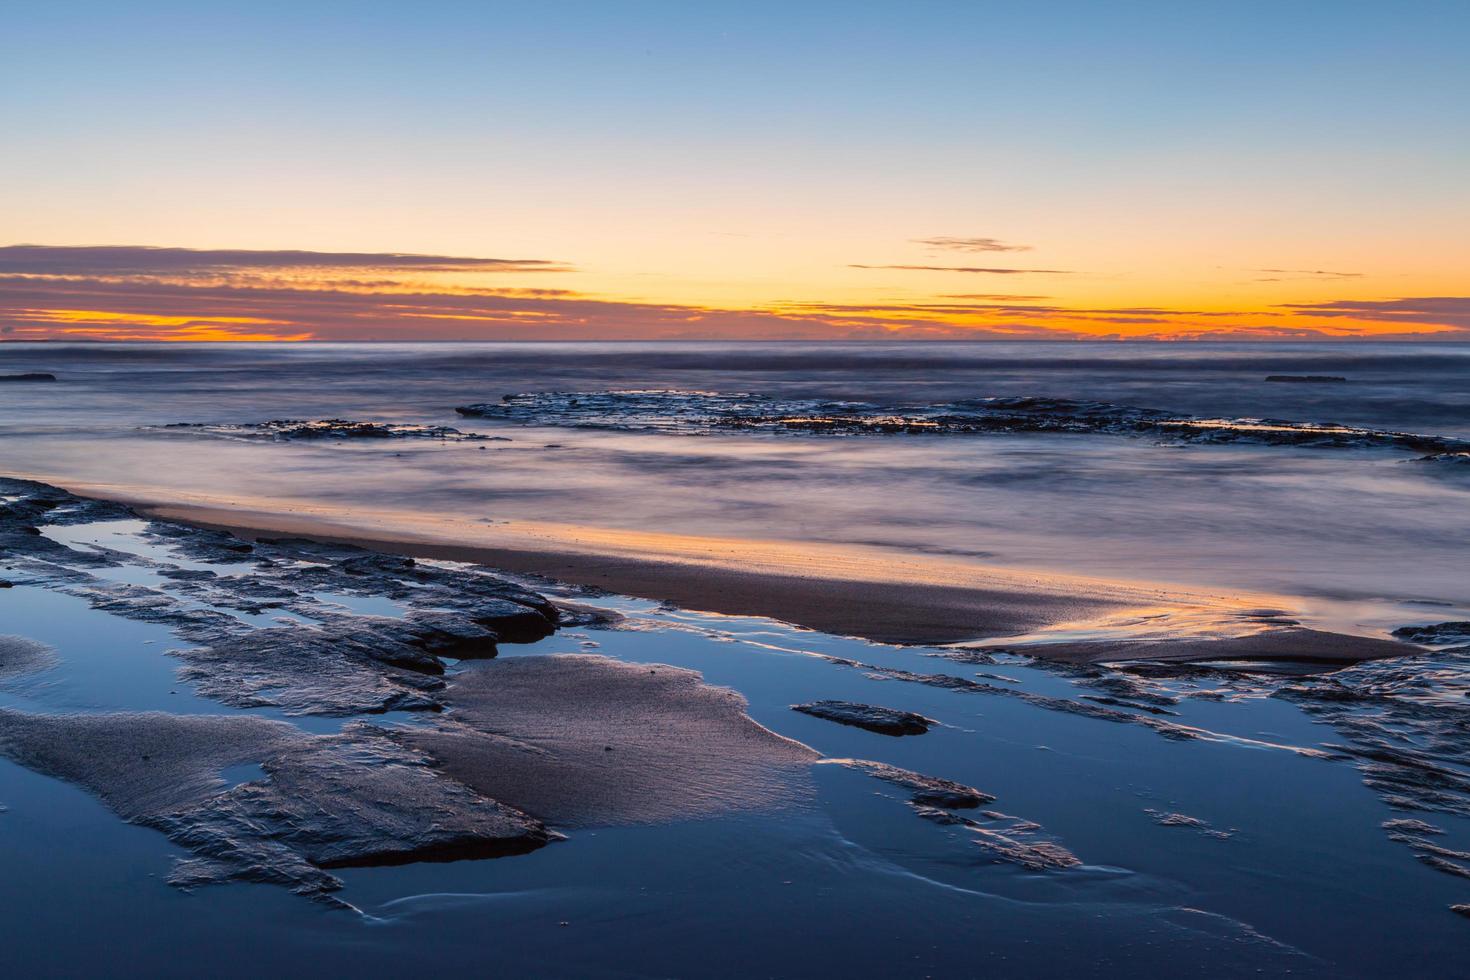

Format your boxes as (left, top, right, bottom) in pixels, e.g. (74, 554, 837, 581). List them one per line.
(114, 494, 1419, 664)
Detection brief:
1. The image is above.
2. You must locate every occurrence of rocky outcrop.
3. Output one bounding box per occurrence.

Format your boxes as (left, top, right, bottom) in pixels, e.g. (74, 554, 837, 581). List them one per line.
(0, 709, 556, 904)
(456, 389, 1470, 456)
(792, 700, 934, 736)
(1392, 622, 1470, 648)
(0, 478, 827, 903)
(823, 758, 993, 808)
(158, 418, 504, 442)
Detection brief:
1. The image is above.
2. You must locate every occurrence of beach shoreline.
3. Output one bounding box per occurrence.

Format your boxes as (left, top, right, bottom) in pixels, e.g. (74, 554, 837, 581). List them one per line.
(48, 488, 1415, 664)
(133, 499, 1118, 645)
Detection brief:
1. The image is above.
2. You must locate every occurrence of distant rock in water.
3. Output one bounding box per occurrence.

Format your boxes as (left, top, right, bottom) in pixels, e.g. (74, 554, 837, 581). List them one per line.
(158, 418, 505, 443)
(793, 700, 934, 736)
(0, 372, 56, 382)
(1265, 375, 1347, 383)
(1392, 622, 1470, 648)
(456, 389, 1469, 456)
(1415, 451, 1470, 468)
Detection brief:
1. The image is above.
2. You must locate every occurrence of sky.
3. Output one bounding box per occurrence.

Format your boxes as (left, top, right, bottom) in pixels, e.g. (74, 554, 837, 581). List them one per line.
(2, 1, 1467, 342)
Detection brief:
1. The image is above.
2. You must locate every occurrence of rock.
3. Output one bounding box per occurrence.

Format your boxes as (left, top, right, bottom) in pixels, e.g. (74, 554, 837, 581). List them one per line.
(823, 758, 993, 808)
(792, 700, 934, 736)
(467, 598, 558, 643)
(913, 805, 1082, 871)
(159, 419, 505, 442)
(1392, 622, 1470, 647)
(1264, 375, 1347, 383)
(0, 478, 831, 903)
(0, 373, 56, 382)
(0, 709, 555, 903)
(456, 390, 1469, 457)
(1452, 904, 1470, 919)
(548, 601, 625, 629)
(1146, 808, 1235, 839)
(174, 622, 450, 716)
(0, 477, 564, 716)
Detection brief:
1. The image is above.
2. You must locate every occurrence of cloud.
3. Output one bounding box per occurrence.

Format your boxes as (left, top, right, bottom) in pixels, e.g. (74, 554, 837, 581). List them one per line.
(941, 294, 1051, 301)
(1279, 296, 1470, 330)
(1248, 267, 1363, 282)
(912, 237, 1031, 253)
(1, 243, 1464, 342)
(0, 272, 1094, 342)
(849, 264, 1071, 275)
(0, 245, 570, 276)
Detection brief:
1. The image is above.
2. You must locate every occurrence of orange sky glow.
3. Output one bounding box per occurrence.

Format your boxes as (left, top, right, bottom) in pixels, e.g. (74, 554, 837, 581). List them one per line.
(1, 246, 1465, 343)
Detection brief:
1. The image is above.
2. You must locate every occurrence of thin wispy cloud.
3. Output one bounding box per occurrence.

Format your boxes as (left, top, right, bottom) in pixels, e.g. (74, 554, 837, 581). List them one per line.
(942, 293, 1051, 301)
(1249, 267, 1363, 282)
(1279, 296, 1470, 330)
(849, 264, 1071, 275)
(0, 245, 571, 276)
(912, 237, 1032, 253)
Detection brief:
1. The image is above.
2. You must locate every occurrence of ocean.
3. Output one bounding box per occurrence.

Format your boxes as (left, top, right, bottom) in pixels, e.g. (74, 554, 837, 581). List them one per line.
(1, 341, 1469, 976)
(2, 341, 1467, 618)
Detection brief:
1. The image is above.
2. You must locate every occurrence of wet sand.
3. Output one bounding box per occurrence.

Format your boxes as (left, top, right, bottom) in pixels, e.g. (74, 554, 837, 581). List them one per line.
(107, 494, 1423, 663)
(124, 499, 1156, 645)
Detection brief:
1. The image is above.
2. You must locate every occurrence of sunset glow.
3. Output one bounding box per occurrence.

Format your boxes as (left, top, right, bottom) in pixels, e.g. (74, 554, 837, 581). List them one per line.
(2, 3, 1465, 342)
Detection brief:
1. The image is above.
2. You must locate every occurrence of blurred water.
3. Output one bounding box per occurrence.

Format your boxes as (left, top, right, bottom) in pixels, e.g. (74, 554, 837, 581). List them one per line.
(2, 342, 1466, 623)
(2, 345, 1469, 976)
(3, 537, 1470, 977)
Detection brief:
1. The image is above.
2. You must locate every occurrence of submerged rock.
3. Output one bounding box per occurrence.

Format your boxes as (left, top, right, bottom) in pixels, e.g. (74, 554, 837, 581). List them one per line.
(792, 700, 934, 736)
(1264, 375, 1347, 384)
(914, 805, 1083, 871)
(1146, 808, 1235, 840)
(824, 758, 994, 808)
(1383, 818, 1445, 835)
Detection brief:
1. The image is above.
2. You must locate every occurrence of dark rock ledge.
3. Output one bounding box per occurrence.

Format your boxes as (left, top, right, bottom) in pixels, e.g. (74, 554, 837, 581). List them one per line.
(793, 700, 935, 736)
